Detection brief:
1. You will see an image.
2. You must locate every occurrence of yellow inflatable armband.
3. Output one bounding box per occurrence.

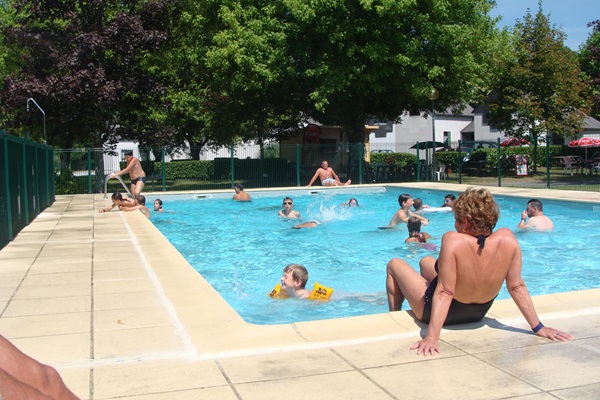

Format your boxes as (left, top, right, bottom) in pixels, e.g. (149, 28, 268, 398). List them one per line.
(268, 283, 289, 299)
(307, 282, 334, 301)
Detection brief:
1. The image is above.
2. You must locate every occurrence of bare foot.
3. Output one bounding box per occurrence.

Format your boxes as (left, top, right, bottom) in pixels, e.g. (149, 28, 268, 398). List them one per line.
(344, 179, 352, 186)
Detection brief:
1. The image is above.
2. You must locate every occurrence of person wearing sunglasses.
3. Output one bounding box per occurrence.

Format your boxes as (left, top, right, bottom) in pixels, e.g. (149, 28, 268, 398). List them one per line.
(278, 197, 301, 218)
(440, 194, 456, 208)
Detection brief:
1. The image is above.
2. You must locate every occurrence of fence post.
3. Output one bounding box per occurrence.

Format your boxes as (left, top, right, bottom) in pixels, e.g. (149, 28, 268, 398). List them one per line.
(296, 144, 300, 186)
(34, 144, 40, 214)
(46, 146, 51, 204)
(546, 139, 550, 189)
(458, 140, 463, 184)
(87, 148, 92, 194)
(497, 138, 502, 187)
(161, 146, 166, 191)
(416, 145, 421, 182)
(358, 144, 363, 184)
(3, 133, 13, 239)
(230, 144, 235, 187)
(21, 138, 29, 224)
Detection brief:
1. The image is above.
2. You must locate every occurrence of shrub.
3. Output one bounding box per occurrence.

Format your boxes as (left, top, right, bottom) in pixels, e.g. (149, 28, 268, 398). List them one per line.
(154, 160, 214, 180)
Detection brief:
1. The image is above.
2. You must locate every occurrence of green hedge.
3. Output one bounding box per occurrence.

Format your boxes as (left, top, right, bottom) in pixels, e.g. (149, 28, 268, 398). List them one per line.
(153, 158, 291, 181)
(370, 152, 417, 168)
(154, 160, 214, 180)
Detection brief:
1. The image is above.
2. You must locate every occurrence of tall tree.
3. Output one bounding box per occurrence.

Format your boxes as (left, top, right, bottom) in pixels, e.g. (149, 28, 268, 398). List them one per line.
(0, 0, 173, 148)
(487, 3, 590, 173)
(203, 0, 501, 179)
(579, 20, 600, 121)
(155, 0, 305, 159)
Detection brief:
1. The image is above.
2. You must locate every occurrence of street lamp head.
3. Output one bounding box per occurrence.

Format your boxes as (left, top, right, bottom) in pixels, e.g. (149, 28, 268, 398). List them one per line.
(428, 88, 439, 101)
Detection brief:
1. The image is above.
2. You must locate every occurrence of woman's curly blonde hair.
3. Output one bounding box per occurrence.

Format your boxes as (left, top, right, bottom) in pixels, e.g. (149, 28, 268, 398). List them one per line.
(453, 187, 499, 234)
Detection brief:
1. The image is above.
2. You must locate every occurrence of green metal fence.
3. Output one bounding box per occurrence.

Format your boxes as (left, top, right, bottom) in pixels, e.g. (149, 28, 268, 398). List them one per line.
(1, 130, 55, 250)
(52, 140, 600, 196)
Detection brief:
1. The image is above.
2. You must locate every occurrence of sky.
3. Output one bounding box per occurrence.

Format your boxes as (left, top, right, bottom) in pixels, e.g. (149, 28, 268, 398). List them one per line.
(490, 0, 596, 50)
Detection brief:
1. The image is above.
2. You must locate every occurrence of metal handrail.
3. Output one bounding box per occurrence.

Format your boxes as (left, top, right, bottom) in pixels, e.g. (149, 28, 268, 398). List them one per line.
(103, 174, 131, 199)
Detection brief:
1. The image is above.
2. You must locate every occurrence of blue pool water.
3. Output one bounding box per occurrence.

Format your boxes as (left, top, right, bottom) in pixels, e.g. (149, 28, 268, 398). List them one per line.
(150, 187, 600, 325)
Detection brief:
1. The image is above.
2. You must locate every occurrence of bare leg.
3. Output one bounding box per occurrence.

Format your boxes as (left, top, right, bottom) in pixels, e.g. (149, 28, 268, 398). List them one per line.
(0, 368, 54, 400)
(135, 180, 145, 197)
(0, 335, 80, 400)
(130, 182, 138, 198)
(419, 256, 437, 282)
(344, 179, 351, 186)
(386, 258, 428, 318)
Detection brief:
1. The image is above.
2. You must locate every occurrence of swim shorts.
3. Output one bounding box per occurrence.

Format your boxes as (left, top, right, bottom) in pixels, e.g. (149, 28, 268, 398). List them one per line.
(131, 177, 147, 185)
(321, 178, 336, 185)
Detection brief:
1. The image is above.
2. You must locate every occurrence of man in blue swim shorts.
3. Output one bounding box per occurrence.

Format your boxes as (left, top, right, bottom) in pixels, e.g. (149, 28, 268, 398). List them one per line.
(306, 160, 351, 187)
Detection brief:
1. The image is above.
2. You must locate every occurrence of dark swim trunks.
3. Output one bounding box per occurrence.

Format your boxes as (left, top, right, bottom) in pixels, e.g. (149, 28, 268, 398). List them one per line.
(421, 257, 496, 326)
(131, 176, 146, 185)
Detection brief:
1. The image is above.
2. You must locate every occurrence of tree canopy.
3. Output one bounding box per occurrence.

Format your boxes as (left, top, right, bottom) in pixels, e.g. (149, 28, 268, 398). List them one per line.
(487, 3, 590, 172)
(0, 0, 174, 148)
(580, 20, 600, 120)
(1, 0, 593, 172)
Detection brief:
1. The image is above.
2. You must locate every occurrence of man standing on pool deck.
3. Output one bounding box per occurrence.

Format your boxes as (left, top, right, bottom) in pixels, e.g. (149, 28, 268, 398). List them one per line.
(110, 150, 146, 199)
(518, 199, 554, 230)
(307, 160, 351, 186)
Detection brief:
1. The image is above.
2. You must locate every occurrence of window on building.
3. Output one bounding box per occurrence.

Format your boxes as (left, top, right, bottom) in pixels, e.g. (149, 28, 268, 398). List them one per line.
(120, 150, 132, 161)
(443, 131, 451, 146)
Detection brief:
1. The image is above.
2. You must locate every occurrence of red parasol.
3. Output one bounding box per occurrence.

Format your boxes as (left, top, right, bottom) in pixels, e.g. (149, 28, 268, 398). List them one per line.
(500, 137, 530, 147)
(568, 137, 600, 160)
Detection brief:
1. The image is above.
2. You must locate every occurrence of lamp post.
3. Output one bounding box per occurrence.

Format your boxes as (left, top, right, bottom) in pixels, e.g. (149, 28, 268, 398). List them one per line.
(428, 88, 439, 181)
(26, 98, 46, 144)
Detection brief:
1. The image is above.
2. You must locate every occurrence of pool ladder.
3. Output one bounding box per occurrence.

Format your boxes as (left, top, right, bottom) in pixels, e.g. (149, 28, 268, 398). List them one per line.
(103, 174, 132, 199)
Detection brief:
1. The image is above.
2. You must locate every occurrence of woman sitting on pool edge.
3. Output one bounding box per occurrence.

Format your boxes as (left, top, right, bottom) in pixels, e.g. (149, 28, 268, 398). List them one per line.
(386, 187, 573, 356)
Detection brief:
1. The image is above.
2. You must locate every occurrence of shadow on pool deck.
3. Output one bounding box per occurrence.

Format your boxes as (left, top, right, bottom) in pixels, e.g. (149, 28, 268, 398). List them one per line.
(1, 183, 600, 399)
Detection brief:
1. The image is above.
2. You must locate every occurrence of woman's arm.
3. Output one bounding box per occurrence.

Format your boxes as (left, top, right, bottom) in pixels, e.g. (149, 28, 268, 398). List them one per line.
(505, 240, 573, 341)
(411, 233, 458, 355)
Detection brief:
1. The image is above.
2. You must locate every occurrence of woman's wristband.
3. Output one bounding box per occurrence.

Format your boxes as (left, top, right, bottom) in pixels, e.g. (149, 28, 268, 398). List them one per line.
(532, 322, 544, 333)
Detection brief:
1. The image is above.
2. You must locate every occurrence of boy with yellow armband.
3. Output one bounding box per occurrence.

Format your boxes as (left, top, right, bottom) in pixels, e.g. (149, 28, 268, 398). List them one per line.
(269, 264, 333, 301)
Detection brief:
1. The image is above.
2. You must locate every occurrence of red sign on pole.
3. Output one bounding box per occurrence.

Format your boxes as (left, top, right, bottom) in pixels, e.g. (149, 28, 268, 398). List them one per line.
(303, 124, 321, 144)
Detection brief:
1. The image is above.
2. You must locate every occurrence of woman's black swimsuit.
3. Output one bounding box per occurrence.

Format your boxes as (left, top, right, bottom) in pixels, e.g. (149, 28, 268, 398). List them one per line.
(421, 236, 496, 326)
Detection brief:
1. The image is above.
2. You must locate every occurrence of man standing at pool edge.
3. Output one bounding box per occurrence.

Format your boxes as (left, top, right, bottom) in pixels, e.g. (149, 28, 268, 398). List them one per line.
(110, 150, 146, 199)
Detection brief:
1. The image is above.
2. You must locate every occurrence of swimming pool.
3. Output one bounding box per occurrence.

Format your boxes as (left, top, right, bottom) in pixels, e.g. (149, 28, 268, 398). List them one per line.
(150, 187, 600, 325)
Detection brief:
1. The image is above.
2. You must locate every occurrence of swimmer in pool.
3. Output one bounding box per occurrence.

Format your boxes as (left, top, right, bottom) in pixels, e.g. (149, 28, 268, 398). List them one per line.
(280, 264, 311, 299)
(405, 216, 432, 244)
(98, 192, 135, 213)
(387, 194, 428, 228)
(278, 197, 301, 218)
(293, 220, 320, 229)
(518, 199, 554, 230)
(386, 187, 573, 356)
(153, 199, 165, 212)
(121, 195, 151, 218)
(340, 198, 359, 207)
(412, 198, 430, 212)
(233, 183, 251, 201)
(440, 194, 456, 208)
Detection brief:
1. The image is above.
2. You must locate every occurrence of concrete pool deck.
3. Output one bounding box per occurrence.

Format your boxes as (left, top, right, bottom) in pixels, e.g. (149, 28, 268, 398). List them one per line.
(1, 183, 600, 399)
